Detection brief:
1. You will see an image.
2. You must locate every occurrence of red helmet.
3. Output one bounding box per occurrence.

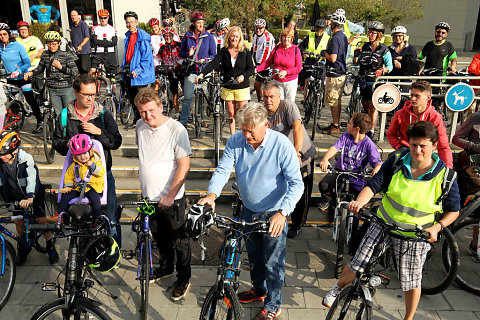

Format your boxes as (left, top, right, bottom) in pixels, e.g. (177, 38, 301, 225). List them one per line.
(190, 11, 205, 22)
(97, 9, 109, 17)
(149, 18, 160, 27)
(16, 21, 29, 29)
(163, 18, 173, 26)
(162, 26, 175, 35)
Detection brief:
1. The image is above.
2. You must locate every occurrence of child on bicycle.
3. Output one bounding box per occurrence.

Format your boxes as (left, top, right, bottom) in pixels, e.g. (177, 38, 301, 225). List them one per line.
(0, 131, 59, 265)
(318, 112, 382, 221)
(57, 134, 105, 220)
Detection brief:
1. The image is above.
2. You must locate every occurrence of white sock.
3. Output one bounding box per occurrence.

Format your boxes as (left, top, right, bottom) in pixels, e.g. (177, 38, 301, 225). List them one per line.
(331, 283, 342, 295)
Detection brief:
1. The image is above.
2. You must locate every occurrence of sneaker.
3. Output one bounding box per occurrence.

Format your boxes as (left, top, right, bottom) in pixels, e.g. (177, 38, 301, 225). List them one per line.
(254, 308, 281, 320)
(323, 284, 342, 309)
(17, 243, 32, 266)
(468, 243, 480, 262)
(318, 200, 330, 211)
(47, 245, 59, 264)
(321, 123, 340, 135)
(171, 280, 190, 301)
(287, 225, 299, 239)
(33, 123, 43, 134)
(366, 130, 374, 139)
(152, 267, 174, 281)
(237, 288, 266, 303)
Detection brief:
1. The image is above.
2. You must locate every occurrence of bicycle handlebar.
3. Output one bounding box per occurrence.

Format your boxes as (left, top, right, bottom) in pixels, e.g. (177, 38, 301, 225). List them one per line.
(29, 223, 62, 232)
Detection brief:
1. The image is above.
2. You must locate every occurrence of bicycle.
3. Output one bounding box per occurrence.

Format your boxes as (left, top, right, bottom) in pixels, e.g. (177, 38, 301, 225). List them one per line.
(188, 203, 270, 320)
(28, 213, 113, 320)
(116, 69, 134, 126)
(344, 69, 375, 120)
(192, 62, 215, 139)
(155, 65, 175, 117)
(0, 74, 32, 131)
(325, 208, 458, 320)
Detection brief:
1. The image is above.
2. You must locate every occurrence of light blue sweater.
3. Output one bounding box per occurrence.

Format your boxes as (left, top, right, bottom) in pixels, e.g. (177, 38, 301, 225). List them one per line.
(0, 41, 31, 76)
(208, 129, 304, 214)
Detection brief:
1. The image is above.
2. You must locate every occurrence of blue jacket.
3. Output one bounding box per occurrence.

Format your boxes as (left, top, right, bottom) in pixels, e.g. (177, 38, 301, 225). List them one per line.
(0, 149, 42, 199)
(0, 41, 31, 77)
(179, 27, 216, 74)
(122, 28, 155, 86)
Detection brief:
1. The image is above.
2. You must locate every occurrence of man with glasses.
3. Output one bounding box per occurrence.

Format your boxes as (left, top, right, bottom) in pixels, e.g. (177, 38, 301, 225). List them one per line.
(252, 18, 275, 102)
(90, 9, 118, 77)
(419, 22, 457, 74)
(53, 74, 123, 246)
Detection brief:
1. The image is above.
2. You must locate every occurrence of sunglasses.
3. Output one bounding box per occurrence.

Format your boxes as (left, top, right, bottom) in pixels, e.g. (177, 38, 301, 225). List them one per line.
(436, 30, 447, 35)
(100, 17, 108, 20)
(255, 27, 264, 30)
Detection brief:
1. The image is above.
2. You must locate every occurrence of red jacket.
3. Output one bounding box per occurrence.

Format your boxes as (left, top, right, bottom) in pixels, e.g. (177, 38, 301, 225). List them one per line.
(386, 100, 453, 168)
(468, 53, 480, 93)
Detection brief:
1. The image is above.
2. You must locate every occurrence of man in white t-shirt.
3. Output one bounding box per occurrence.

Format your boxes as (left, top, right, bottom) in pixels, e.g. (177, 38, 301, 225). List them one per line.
(135, 87, 192, 301)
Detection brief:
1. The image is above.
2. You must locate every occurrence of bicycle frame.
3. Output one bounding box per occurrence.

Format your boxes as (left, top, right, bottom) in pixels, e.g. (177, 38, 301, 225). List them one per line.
(136, 213, 153, 281)
(0, 233, 6, 276)
(0, 211, 37, 248)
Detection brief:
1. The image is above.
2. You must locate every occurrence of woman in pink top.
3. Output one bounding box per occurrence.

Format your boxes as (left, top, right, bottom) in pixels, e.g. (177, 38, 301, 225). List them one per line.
(256, 28, 302, 102)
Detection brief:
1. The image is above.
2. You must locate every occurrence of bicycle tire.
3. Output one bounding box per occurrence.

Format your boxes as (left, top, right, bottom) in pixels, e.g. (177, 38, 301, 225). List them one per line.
(335, 207, 348, 279)
(421, 227, 459, 295)
(194, 90, 203, 138)
(325, 286, 372, 320)
(445, 219, 480, 295)
(303, 86, 314, 124)
(343, 78, 353, 96)
(32, 221, 49, 254)
(139, 237, 151, 320)
(311, 89, 323, 140)
(42, 110, 56, 164)
(199, 283, 243, 320)
(29, 297, 111, 320)
(100, 97, 117, 121)
(119, 96, 133, 125)
(214, 113, 221, 166)
(95, 75, 109, 102)
(0, 240, 16, 311)
(44, 188, 57, 219)
(4, 100, 25, 131)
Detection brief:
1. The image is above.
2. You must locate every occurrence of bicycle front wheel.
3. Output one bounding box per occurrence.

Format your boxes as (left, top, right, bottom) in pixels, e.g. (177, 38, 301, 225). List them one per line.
(119, 96, 133, 125)
(421, 227, 459, 295)
(326, 286, 372, 320)
(139, 237, 151, 320)
(100, 97, 117, 121)
(42, 110, 56, 164)
(194, 91, 204, 138)
(335, 207, 348, 279)
(214, 113, 221, 166)
(30, 297, 111, 320)
(447, 219, 480, 295)
(0, 240, 16, 311)
(200, 283, 243, 320)
(303, 86, 314, 124)
(5, 100, 25, 131)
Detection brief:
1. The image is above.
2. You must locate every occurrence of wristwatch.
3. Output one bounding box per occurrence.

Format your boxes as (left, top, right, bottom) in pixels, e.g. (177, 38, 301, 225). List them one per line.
(280, 209, 288, 217)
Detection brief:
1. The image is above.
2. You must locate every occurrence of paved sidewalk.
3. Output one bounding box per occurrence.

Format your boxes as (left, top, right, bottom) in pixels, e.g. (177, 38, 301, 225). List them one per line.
(2, 226, 480, 320)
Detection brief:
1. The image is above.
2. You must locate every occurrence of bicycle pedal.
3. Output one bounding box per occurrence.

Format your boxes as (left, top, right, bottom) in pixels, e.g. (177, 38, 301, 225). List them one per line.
(377, 273, 390, 286)
(42, 283, 57, 291)
(122, 249, 134, 260)
(241, 259, 253, 271)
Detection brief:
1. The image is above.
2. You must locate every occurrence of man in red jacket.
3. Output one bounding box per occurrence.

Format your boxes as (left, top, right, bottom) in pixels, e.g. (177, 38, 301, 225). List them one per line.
(387, 80, 453, 168)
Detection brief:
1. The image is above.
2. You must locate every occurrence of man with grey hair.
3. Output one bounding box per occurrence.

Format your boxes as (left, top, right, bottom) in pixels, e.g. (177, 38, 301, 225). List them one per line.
(263, 83, 316, 238)
(198, 102, 303, 320)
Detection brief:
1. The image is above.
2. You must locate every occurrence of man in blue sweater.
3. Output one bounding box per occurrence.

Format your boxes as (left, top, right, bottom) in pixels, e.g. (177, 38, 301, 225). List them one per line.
(198, 103, 303, 320)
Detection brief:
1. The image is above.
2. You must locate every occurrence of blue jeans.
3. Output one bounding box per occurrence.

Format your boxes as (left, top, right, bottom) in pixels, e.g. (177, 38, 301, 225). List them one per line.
(242, 207, 287, 312)
(49, 87, 75, 115)
(180, 74, 197, 125)
(106, 170, 122, 247)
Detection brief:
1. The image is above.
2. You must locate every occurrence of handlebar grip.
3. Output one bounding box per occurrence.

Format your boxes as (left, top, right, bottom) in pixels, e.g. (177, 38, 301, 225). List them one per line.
(29, 223, 61, 232)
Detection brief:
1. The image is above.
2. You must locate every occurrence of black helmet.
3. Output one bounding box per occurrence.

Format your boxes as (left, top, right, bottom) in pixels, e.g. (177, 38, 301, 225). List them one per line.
(368, 21, 385, 33)
(85, 235, 120, 273)
(185, 204, 214, 240)
(124, 11, 138, 21)
(315, 19, 327, 28)
(435, 22, 450, 32)
(0, 131, 20, 155)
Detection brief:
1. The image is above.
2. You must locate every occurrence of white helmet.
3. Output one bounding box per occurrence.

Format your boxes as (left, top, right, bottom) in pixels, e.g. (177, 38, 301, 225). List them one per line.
(330, 13, 346, 26)
(391, 26, 407, 35)
(335, 8, 346, 16)
(219, 18, 230, 29)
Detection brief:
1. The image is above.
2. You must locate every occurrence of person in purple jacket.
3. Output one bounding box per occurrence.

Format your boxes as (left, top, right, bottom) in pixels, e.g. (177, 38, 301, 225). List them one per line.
(318, 112, 382, 221)
(178, 11, 216, 126)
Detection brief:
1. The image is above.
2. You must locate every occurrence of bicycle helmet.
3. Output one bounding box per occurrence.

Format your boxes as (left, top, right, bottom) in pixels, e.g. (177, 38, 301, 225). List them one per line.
(214, 20, 222, 31)
(314, 19, 327, 28)
(162, 26, 174, 35)
(44, 31, 62, 42)
(190, 11, 205, 22)
(435, 21, 450, 32)
(163, 18, 173, 26)
(149, 18, 160, 26)
(254, 18, 266, 28)
(124, 11, 138, 20)
(16, 21, 29, 29)
(85, 235, 120, 273)
(219, 18, 230, 29)
(391, 26, 407, 35)
(185, 204, 214, 240)
(69, 134, 93, 155)
(368, 21, 385, 33)
(335, 8, 346, 16)
(330, 13, 346, 26)
(0, 131, 20, 155)
(0, 23, 10, 31)
(97, 9, 109, 17)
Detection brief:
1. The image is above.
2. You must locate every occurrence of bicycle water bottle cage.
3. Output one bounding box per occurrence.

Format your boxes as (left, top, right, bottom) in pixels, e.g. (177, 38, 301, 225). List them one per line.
(137, 198, 155, 216)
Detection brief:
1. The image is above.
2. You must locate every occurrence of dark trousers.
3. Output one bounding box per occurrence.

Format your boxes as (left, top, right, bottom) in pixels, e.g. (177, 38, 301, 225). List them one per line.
(290, 160, 314, 229)
(150, 195, 191, 282)
(319, 173, 360, 222)
(57, 189, 102, 219)
(125, 78, 148, 123)
(76, 54, 91, 74)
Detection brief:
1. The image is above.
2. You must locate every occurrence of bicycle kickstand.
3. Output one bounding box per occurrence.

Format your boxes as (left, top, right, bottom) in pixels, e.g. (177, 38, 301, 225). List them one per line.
(87, 269, 118, 299)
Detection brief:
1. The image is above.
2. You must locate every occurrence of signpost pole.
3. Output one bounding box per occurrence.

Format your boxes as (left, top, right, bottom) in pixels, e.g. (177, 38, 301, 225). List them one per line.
(379, 112, 387, 142)
(449, 112, 459, 141)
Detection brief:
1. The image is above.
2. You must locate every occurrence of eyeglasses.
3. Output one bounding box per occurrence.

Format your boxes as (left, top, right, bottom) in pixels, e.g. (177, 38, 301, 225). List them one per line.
(78, 92, 96, 98)
(436, 30, 447, 35)
(255, 27, 264, 30)
(368, 30, 378, 34)
(393, 34, 404, 38)
(100, 17, 108, 20)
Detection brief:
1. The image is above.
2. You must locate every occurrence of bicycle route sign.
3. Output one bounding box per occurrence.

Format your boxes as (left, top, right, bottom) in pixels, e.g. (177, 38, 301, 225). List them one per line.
(372, 84, 402, 112)
(445, 83, 475, 112)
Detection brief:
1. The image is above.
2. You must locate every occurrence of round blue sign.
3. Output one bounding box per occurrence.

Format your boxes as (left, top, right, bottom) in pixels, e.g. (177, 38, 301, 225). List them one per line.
(445, 83, 475, 112)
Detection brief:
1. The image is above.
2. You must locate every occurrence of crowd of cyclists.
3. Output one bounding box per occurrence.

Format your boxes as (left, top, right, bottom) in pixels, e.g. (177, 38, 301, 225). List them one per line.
(0, 5, 479, 320)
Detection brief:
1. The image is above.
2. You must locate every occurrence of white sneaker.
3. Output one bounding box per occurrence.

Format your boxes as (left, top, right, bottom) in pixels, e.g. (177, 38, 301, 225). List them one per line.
(323, 284, 341, 309)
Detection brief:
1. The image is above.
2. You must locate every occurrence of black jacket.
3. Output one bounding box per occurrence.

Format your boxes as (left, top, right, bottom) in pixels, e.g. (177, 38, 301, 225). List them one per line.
(52, 101, 122, 170)
(200, 47, 255, 90)
(34, 50, 79, 89)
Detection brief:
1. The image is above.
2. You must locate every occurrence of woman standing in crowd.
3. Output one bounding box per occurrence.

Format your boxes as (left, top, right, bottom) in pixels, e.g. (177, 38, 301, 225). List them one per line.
(196, 26, 254, 134)
(388, 26, 418, 76)
(286, 20, 299, 45)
